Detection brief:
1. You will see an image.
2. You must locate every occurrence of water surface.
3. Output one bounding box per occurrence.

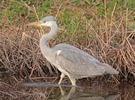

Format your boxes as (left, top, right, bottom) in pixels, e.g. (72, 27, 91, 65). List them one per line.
(20, 82, 135, 100)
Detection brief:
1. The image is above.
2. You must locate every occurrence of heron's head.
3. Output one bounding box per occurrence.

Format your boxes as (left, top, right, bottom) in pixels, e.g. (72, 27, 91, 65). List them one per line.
(26, 16, 57, 27)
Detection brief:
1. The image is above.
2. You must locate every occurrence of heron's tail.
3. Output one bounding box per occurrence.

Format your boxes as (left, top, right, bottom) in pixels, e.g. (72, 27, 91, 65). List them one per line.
(103, 63, 119, 75)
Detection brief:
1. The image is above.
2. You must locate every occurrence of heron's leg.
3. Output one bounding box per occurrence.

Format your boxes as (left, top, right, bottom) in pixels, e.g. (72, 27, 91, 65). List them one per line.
(68, 76, 76, 86)
(59, 86, 65, 96)
(58, 73, 65, 84)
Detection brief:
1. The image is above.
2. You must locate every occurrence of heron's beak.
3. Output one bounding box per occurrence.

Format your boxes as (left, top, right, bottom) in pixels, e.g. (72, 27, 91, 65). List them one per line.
(26, 21, 43, 27)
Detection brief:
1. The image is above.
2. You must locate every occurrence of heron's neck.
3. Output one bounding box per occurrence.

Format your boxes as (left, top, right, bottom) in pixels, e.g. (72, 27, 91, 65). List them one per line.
(40, 23, 58, 57)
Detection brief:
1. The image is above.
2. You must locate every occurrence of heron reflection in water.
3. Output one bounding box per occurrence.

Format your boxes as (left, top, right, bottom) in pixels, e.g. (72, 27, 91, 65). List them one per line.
(27, 16, 119, 86)
(59, 86, 119, 100)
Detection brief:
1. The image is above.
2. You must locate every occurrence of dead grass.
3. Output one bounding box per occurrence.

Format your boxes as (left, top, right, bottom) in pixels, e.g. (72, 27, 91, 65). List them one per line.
(0, 26, 56, 82)
(0, 0, 135, 87)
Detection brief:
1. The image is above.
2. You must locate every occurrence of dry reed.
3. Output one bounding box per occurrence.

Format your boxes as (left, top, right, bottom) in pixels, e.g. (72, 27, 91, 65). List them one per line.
(0, 19, 134, 84)
(0, 1, 135, 100)
(0, 0, 135, 87)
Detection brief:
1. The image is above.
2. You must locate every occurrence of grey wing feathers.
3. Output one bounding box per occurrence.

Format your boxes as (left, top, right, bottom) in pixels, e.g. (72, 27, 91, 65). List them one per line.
(53, 44, 107, 78)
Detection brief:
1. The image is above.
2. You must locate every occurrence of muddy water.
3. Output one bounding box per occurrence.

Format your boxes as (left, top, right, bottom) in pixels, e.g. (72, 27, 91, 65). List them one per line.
(1, 81, 135, 100)
(19, 82, 135, 100)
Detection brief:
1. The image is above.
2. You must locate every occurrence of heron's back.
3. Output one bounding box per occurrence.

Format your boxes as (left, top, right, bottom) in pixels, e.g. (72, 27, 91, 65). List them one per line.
(52, 43, 118, 79)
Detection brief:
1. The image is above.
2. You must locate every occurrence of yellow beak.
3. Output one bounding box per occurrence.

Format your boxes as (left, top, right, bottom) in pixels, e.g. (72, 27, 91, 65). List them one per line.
(26, 21, 42, 27)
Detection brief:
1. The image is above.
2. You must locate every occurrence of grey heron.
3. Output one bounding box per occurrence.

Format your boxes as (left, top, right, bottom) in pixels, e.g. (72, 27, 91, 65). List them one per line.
(26, 16, 119, 86)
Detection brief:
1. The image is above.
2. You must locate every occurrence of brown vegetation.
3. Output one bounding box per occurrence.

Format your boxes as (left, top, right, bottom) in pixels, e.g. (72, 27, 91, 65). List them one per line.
(0, 17, 135, 83)
(0, 1, 135, 100)
(0, 0, 135, 87)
